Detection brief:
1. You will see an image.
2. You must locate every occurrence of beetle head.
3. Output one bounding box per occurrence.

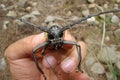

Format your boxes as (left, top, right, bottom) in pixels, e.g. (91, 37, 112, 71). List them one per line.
(47, 23, 63, 39)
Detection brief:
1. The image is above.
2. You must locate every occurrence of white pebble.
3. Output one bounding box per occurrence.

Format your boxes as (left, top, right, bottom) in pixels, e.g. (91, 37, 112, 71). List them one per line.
(0, 58, 7, 71)
(91, 62, 105, 74)
(0, 4, 5, 8)
(82, 9, 90, 17)
(7, 11, 17, 17)
(3, 21, 10, 30)
(45, 16, 55, 23)
(32, 2, 38, 6)
(116, 0, 120, 3)
(87, 17, 96, 24)
(31, 10, 41, 16)
(87, 0, 95, 3)
(111, 15, 120, 24)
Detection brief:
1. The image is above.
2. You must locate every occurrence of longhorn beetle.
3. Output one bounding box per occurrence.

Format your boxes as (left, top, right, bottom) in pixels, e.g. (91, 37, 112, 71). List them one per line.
(1, 9, 120, 80)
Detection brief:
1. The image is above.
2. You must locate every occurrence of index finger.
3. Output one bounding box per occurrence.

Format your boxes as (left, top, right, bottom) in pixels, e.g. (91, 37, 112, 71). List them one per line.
(5, 33, 46, 60)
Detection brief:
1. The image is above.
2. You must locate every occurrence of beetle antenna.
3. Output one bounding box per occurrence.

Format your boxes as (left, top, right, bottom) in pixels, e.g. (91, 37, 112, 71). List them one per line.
(61, 9, 120, 31)
(0, 16, 49, 32)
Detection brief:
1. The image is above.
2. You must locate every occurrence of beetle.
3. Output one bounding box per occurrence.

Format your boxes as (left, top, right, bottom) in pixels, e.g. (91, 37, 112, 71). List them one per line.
(1, 9, 120, 80)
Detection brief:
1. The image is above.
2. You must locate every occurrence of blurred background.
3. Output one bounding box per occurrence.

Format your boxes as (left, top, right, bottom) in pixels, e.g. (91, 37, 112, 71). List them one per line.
(0, 0, 120, 80)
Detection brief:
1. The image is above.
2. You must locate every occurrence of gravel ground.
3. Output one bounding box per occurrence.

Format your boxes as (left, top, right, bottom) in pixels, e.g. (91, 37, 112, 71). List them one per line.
(0, 0, 120, 80)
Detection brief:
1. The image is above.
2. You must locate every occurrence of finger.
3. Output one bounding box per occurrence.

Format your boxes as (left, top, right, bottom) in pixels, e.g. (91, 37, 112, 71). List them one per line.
(63, 30, 76, 49)
(5, 33, 47, 60)
(61, 41, 87, 73)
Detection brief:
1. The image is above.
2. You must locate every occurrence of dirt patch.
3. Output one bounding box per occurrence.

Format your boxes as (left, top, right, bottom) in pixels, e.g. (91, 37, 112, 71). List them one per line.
(0, 0, 120, 80)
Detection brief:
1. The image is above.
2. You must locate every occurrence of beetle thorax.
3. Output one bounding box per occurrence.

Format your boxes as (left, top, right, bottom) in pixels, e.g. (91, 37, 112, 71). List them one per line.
(48, 25, 63, 39)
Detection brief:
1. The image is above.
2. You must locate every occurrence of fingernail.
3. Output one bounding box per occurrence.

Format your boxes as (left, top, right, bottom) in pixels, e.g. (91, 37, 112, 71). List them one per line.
(32, 33, 45, 46)
(61, 58, 76, 73)
(42, 56, 57, 68)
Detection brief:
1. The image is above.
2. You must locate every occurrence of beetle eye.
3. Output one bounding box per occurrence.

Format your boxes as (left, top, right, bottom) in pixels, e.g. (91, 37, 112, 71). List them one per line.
(60, 32, 63, 37)
(48, 34, 54, 39)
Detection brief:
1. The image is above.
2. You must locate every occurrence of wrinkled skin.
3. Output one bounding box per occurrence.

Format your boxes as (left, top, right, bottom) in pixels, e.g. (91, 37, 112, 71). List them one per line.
(5, 31, 89, 80)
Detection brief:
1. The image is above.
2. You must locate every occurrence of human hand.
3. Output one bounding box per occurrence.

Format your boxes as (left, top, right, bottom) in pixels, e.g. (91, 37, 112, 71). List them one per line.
(5, 31, 88, 80)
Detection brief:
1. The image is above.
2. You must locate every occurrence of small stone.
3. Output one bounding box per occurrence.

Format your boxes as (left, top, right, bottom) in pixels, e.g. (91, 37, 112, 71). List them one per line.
(99, 14, 105, 19)
(87, 0, 95, 3)
(115, 52, 120, 71)
(82, 9, 90, 17)
(105, 36, 110, 42)
(0, 58, 7, 71)
(116, 0, 120, 3)
(114, 29, 120, 38)
(97, 46, 117, 63)
(87, 17, 98, 25)
(85, 56, 96, 67)
(111, 15, 120, 24)
(18, 0, 27, 8)
(31, 10, 41, 16)
(106, 72, 114, 80)
(114, 4, 119, 9)
(32, 2, 38, 6)
(80, 4, 88, 10)
(14, 14, 36, 25)
(45, 16, 55, 23)
(91, 62, 105, 74)
(26, 7, 32, 12)
(0, 4, 5, 8)
(71, 16, 79, 21)
(66, 11, 72, 16)
(103, 4, 108, 9)
(14, 19, 25, 26)
(7, 11, 17, 17)
(21, 14, 36, 19)
(88, 3, 96, 8)
(119, 22, 120, 27)
(3, 21, 10, 30)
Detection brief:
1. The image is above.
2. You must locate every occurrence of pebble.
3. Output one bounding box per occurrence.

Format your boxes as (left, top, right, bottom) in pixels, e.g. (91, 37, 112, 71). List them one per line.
(99, 14, 105, 19)
(14, 19, 25, 26)
(31, 10, 41, 16)
(91, 62, 105, 74)
(114, 4, 119, 9)
(111, 15, 120, 24)
(3, 21, 10, 30)
(21, 14, 36, 19)
(0, 58, 7, 71)
(18, 0, 27, 8)
(103, 4, 108, 9)
(45, 16, 55, 23)
(7, 11, 17, 17)
(106, 72, 114, 80)
(87, 17, 99, 25)
(119, 22, 120, 27)
(32, 2, 38, 7)
(80, 4, 88, 10)
(26, 7, 32, 12)
(0, 4, 5, 8)
(116, 0, 120, 3)
(87, 0, 95, 3)
(114, 29, 120, 38)
(71, 16, 79, 21)
(105, 36, 110, 42)
(97, 46, 117, 63)
(82, 9, 90, 17)
(88, 3, 96, 9)
(66, 11, 72, 16)
(85, 56, 96, 67)
(14, 14, 36, 25)
(115, 52, 120, 71)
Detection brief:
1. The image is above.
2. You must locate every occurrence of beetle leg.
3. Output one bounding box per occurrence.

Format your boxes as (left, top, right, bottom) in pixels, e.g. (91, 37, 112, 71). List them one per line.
(63, 40, 81, 71)
(32, 42, 49, 80)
